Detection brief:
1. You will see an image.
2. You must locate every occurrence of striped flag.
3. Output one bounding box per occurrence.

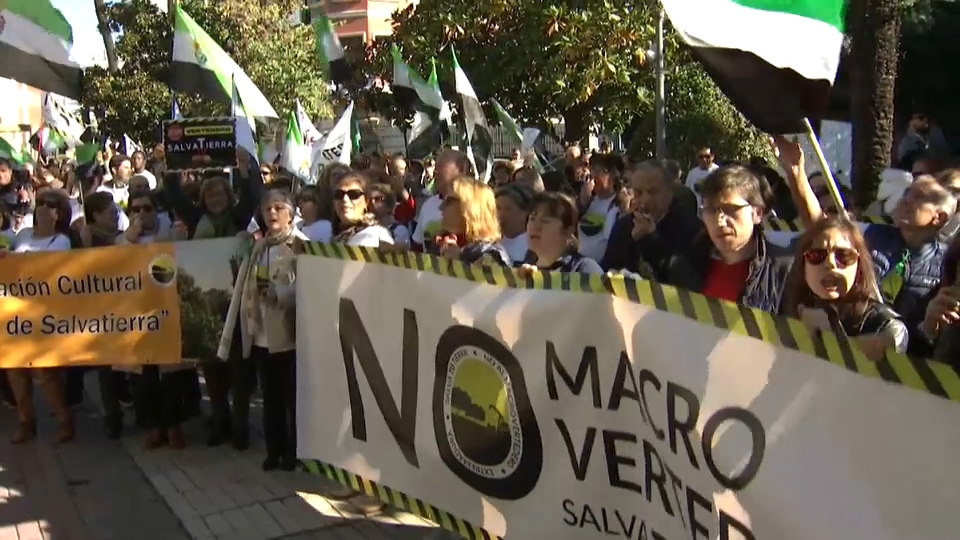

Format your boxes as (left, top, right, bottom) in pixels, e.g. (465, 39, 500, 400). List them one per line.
(662, 0, 846, 133)
(231, 76, 259, 166)
(41, 93, 83, 148)
(0, 0, 82, 98)
(452, 48, 493, 182)
(492, 99, 545, 171)
(311, 11, 350, 86)
(280, 110, 310, 181)
(171, 4, 277, 118)
(294, 99, 322, 145)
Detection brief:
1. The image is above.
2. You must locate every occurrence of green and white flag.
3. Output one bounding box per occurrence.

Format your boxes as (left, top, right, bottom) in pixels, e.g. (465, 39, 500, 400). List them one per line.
(41, 93, 83, 148)
(661, 0, 846, 133)
(311, 11, 350, 86)
(231, 76, 258, 166)
(280, 110, 310, 181)
(0, 136, 26, 165)
(295, 100, 322, 146)
(452, 48, 493, 182)
(491, 99, 546, 172)
(171, 5, 277, 118)
(0, 0, 82, 99)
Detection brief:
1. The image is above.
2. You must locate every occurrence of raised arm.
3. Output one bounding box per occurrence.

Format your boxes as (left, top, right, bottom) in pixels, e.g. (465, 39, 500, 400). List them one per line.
(770, 136, 823, 227)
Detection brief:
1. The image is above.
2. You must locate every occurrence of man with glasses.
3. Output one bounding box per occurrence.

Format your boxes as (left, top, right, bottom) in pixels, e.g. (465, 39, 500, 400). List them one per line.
(684, 147, 718, 194)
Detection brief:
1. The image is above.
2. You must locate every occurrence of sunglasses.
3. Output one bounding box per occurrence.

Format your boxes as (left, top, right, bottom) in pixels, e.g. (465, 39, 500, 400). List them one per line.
(37, 199, 58, 209)
(803, 247, 859, 269)
(130, 204, 154, 213)
(334, 189, 364, 201)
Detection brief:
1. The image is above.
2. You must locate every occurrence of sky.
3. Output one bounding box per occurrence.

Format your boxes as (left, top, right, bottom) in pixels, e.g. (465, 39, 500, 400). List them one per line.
(53, 0, 169, 67)
(53, 0, 105, 66)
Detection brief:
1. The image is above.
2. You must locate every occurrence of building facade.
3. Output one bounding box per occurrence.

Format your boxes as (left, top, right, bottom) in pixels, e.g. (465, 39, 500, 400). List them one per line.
(0, 78, 43, 148)
(306, 0, 415, 50)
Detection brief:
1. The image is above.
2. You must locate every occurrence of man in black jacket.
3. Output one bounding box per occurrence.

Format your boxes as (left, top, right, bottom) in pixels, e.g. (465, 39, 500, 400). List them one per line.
(601, 159, 702, 281)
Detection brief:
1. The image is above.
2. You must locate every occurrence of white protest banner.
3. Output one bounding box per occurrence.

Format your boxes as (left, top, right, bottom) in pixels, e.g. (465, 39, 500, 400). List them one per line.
(296, 252, 960, 540)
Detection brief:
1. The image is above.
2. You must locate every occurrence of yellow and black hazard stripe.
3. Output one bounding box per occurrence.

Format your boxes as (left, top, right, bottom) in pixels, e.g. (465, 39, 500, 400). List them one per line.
(762, 215, 893, 232)
(301, 241, 960, 403)
(301, 460, 501, 540)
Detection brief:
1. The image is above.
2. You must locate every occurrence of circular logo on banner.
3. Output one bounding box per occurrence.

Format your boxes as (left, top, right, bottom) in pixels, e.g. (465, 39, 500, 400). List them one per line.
(148, 254, 177, 287)
(166, 124, 183, 142)
(433, 326, 542, 500)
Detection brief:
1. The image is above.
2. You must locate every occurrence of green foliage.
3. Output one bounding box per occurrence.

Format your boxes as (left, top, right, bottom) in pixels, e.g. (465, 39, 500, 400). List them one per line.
(626, 45, 770, 164)
(177, 271, 229, 361)
(362, 0, 768, 161)
(82, 0, 332, 145)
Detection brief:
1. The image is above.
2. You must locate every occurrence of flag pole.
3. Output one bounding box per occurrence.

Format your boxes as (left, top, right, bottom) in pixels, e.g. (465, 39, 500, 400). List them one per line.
(802, 118, 848, 221)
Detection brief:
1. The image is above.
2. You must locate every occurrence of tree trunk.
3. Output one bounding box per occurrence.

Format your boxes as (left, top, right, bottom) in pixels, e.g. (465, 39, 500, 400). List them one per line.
(849, 0, 901, 209)
(93, 0, 119, 72)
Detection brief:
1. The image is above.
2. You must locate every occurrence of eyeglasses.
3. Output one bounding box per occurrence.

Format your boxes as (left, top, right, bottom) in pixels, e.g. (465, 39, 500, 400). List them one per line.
(130, 204, 154, 213)
(803, 247, 859, 269)
(700, 203, 751, 218)
(37, 199, 58, 209)
(334, 189, 364, 201)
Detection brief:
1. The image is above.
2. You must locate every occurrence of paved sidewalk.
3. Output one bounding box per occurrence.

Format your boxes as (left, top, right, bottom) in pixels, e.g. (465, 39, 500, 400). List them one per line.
(0, 373, 458, 540)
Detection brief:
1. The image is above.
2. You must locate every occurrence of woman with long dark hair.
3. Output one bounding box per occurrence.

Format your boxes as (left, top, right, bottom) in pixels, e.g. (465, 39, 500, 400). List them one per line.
(783, 217, 908, 359)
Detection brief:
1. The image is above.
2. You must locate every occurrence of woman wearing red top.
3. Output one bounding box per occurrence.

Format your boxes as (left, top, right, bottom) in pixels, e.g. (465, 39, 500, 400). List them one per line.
(667, 166, 796, 314)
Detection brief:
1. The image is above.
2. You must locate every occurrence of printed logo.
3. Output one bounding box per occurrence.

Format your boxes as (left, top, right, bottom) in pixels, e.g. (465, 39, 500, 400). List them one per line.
(166, 124, 183, 142)
(148, 254, 177, 287)
(433, 326, 542, 500)
(193, 41, 208, 66)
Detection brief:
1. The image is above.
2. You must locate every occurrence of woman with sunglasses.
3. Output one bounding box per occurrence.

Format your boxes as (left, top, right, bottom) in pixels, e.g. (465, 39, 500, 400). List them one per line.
(330, 171, 394, 247)
(6, 189, 75, 444)
(783, 217, 907, 359)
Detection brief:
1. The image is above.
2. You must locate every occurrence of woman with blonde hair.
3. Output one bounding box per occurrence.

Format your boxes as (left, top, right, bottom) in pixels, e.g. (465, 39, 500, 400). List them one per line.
(432, 176, 511, 266)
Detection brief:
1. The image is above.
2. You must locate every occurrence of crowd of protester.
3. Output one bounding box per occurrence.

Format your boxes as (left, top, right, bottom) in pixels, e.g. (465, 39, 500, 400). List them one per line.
(2, 118, 960, 512)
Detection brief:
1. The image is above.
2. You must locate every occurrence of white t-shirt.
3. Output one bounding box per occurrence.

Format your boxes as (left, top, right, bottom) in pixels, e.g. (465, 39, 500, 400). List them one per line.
(299, 220, 333, 243)
(685, 164, 719, 192)
(253, 229, 308, 348)
(501, 233, 529, 264)
(577, 194, 618, 261)
(13, 230, 71, 252)
(96, 183, 131, 231)
(412, 194, 443, 246)
(347, 225, 395, 248)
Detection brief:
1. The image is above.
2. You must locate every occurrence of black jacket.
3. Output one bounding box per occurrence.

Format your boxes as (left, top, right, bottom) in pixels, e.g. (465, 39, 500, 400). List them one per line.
(668, 229, 796, 315)
(600, 197, 702, 281)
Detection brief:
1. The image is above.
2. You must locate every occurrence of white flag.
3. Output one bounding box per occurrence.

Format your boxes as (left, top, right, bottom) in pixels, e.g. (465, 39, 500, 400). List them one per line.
(311, 101, 354, 178)
(295, 100, 323, 146)
(41, 93, 83, 148)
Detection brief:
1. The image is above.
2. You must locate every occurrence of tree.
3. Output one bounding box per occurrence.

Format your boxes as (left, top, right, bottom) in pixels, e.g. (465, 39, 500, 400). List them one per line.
(82, 0, 332, 145)
(92, 0, 119, 72)
(363, 0, 766, 162)
(848, 0, 902, 207)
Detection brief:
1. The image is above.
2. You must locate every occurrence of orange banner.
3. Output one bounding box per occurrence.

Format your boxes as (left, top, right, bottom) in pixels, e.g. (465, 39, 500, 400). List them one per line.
(0, 243, 182, 368)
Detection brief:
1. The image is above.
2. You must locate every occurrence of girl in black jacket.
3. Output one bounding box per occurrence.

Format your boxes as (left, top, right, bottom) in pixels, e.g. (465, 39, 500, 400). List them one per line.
(783, 216, 908, 359)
